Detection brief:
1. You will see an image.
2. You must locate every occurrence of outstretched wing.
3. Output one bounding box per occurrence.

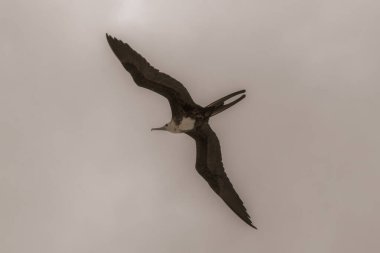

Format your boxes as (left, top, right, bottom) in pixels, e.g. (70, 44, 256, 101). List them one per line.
(187, 124, 256, 228)
(106, 34, 200, 119)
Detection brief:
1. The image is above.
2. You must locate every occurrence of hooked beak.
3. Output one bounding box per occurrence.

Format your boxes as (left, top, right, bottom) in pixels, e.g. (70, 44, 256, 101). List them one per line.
(151, 126, 166, 131)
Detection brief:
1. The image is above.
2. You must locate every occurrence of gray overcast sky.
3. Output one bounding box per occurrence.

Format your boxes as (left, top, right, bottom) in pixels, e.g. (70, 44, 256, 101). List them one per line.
(1, 0, 380, 252)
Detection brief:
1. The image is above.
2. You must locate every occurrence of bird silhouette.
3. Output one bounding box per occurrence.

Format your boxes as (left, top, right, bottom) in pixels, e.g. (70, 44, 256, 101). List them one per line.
(106, 34, 256, 228)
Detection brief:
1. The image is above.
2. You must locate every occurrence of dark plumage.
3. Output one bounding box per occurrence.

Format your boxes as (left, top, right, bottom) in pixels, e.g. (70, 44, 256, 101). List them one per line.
(106, 34, 256, 228)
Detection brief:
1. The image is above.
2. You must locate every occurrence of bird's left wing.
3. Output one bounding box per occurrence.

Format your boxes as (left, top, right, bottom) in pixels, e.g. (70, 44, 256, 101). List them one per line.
(106, 34, 200, 118)
(187, 124, 256, 228)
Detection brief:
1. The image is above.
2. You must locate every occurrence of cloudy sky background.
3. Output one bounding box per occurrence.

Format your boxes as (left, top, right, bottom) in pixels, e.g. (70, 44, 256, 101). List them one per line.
(1, 0, 380, 252)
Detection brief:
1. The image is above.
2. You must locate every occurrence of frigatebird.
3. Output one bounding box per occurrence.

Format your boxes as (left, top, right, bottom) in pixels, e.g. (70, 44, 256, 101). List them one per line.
(106, 34, 256, 229)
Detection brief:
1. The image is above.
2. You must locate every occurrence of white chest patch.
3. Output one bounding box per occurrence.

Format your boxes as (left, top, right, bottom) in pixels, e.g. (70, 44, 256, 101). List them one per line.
(167, 117, 196, 133)
(178, 117, 196, 131)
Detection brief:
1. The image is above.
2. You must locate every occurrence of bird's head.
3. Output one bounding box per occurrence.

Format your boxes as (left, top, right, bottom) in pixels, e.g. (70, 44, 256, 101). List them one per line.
(151, 120, 180, 133)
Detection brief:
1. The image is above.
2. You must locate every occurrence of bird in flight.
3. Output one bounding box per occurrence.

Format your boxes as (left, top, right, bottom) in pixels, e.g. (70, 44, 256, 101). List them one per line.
(106, 34, 256, 229)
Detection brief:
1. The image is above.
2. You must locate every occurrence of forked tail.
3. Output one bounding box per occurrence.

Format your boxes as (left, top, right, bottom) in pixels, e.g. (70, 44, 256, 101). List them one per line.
(205, 90, 246, 117)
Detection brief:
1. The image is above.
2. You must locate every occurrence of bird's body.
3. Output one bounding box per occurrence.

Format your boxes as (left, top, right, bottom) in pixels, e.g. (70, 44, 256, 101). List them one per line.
(106, 34, 256, 228)
(168, 117, 196, 133)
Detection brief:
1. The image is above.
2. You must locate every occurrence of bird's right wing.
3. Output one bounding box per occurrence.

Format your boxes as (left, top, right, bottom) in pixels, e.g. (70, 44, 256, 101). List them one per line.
(106, 34, 199, 118)
(187, 124, 256, 228)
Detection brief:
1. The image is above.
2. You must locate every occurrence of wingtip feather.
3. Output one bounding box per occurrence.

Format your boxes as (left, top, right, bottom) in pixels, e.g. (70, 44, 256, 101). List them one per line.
(247, 219, 257, 229)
